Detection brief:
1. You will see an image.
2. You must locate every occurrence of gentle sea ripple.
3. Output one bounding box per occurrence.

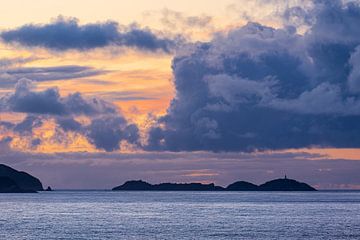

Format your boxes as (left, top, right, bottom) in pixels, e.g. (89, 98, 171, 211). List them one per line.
(0, 191, 359, 239)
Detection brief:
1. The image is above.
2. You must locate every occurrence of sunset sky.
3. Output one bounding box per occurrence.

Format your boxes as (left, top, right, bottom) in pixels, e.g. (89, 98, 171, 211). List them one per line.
(0, 0, 359, 189)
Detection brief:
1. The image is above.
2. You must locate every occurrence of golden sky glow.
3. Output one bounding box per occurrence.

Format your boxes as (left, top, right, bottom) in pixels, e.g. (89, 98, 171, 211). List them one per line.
(0, 0, 359, 161)
(1, 0, 360, 191)
(0, 0, 233, 26)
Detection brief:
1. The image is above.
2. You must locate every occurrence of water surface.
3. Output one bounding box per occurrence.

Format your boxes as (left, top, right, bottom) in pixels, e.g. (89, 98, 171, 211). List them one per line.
(0, 191, 359, 239)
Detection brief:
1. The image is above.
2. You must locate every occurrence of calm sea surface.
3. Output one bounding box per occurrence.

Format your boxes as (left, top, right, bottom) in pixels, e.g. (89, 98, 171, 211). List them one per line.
(0, 191, 359, 239)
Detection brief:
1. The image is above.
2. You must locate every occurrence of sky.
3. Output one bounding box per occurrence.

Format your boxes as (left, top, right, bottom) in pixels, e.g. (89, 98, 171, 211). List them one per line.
(0, 0, 360, 189)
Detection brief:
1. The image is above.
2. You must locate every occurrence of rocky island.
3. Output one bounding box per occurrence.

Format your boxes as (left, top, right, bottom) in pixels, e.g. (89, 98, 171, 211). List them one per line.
(0, 164, 44, 193)
(113, 177, 316, 191)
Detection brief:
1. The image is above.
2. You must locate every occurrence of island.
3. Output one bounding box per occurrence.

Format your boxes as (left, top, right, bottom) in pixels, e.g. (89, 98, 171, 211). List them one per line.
(113, 177, 317, 191)
(112, 180, 224, 191)
(0, 164, 44, 193)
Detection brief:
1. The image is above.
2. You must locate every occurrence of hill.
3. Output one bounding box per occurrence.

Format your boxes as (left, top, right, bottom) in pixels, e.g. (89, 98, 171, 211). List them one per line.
(113, 178, 316, 191)
(0, 164, 43, 192)
(259, 178, 316, 191)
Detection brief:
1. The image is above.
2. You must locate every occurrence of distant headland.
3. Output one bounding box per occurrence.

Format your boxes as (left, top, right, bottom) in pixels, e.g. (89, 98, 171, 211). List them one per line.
(0, 164, 44, 193)
(112, 177, 317, 191)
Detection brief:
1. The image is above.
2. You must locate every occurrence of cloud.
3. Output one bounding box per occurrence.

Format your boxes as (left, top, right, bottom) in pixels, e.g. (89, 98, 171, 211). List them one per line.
(94, 91, 158, 101)
(13, 115, 43, 133)
(348, 45, 360, 92)
(55, 115, 140, 152)
(56, 117, 82, 132)
(160, 8, 213, 29)
(0, 79, 140, 152)
(283, 6, 314, 28)
(6, 65, 107, 81)
(0, 115, 43, 134)
(268, 82, 360, 115)
(0, 56, 37, 68)
(146, 1, 360, 152)
(0, 79, 116, 115)
(0, 64, 108, 88)
(85, 117, 140, 152)
(0, 17, 177, 53)
(3, 1, 360, 154)
(141, 8, 214, 41)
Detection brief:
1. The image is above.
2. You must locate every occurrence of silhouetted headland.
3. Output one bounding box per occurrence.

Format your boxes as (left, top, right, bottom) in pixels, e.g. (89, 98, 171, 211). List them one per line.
(113, 177, 316, 191)
(0, 164, 43, 193)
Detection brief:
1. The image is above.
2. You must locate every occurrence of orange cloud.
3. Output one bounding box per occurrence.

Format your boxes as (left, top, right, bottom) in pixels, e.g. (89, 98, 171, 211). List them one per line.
(281, 148, 360, 161)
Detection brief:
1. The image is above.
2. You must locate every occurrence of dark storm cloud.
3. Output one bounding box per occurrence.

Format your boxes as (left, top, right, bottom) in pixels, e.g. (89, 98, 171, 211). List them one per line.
(0, 17, 176, 52)
(56, 117, 82, 132)
(146, 0, 360, 151)
(13, 115, 43, 133)
(85, 117, 140, 152)
(54, 116, 140, 152)
(0, 121, 14, 129)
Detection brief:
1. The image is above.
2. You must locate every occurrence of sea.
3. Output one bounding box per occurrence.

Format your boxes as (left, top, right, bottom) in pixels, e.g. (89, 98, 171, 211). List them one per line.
(0, 191, 359, 239)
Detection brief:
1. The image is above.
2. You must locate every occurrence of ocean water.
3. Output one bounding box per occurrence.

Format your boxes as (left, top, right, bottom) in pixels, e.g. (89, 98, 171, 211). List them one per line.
(0, 191, 359, 240)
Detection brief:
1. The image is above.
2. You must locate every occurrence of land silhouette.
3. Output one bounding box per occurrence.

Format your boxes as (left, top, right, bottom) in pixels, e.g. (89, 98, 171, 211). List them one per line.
(0, 164, 43, 193)
(112, 177, 317, 191)
(0, 164, 317, 192)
